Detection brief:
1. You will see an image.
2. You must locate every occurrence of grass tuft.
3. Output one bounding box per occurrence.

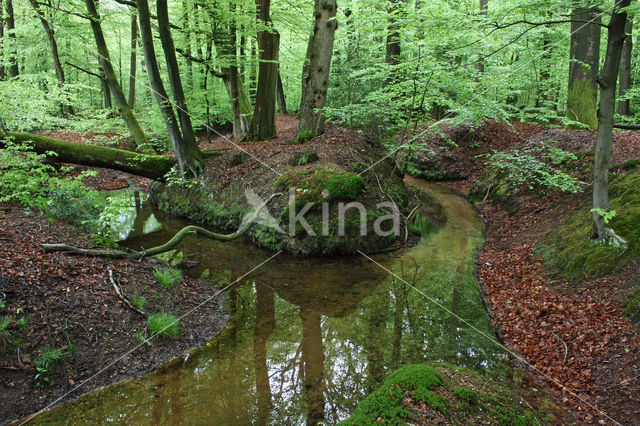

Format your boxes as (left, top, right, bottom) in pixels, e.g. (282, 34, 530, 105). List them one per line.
(147, 313, 181, 338)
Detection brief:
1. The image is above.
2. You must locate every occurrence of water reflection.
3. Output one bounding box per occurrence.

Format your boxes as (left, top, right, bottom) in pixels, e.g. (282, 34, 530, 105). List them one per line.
(30, 182, 505, 425)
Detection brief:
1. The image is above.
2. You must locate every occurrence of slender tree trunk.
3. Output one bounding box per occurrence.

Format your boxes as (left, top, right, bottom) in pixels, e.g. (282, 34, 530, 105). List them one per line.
(592, 0, 630, 247)
(84, 0, 151, 153)
(617, 19, 632, 116)
(156, 0, 202, 163)
(0, 0, 5, 80)
(384, 0, 405, 88)
(182, 0, 193, 90)
(5, 0, 18, 78)
(248, 0, 280, 140)
(276, 67, 287, 114)
(101, 70, 112, 109)
(137, 0, 201, 177)
(567, 6, 601, 130)
(128, 11, 137, 108)
(297, 0, 338, 142)
(28, 0, 74, 115)
(476, 0, 488, 75)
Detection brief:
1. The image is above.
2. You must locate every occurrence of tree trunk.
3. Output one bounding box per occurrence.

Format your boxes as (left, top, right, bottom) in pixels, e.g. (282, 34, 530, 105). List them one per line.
(591, 0, 630, 247)
(476, 0, 488, 75)
(566, 6, 601, 130)
(276, 67, 287, 114)
(2, 131, 175, 180)
(248, 0, 280, 140)
(101, 71, 112, 109)
(28, 0, 74, 116)
(138, 0, 202, 177)
(156, 0, 202, 166)
(617, 19, 632, 116)
(0, 0, 5, 80)
(297, 0, 338, 142)
(182, 0, 193, 90)
(5, 0, 18, 78)
(84, 0, 151, 153)
(128, 11, 137, 109)
(384, 0, 405, 87)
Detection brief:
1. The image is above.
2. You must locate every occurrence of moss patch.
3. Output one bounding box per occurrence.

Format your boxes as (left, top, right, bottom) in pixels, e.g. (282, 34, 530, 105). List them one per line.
(340, 364, 547, 425)
(538, 171, 640, 279)
(290, 151, 319, 166)
(566, 78, 598, 130)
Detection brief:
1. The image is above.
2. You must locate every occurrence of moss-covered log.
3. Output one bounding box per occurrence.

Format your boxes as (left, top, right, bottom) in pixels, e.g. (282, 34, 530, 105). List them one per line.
(2, 131, 176, 180)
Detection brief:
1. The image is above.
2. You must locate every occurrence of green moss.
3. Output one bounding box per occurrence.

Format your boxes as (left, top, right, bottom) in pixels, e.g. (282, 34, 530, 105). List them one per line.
(290, 151, 319, 166)
(566, 78, 598, 130)
(385, 365, 443, 390)
(413, 388, 447, 413)
(624, 290, 640, 321)
(540, 171, 640, 279)
(295, 128, 316, 144)
(452, 386, 479, 405)
(325, 174, 366, 201)
(621, 159, 640, 170)
(340, 385, 409, 425)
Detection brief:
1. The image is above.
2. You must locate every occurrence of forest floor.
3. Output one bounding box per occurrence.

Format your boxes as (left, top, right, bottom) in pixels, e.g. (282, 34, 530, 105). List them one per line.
(0, 170, 229, 423)
(419, 121, 640, 425)
(2, 117, 640, 424)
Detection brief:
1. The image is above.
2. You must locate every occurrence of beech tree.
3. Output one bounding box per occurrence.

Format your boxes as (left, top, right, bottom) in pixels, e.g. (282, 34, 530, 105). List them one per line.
(591, 0, 631, 247)
(248, 0, 280, 140)
(84, 0, 151, 153)
(297, 0, 338, 143)
(137, 0, 203, 177)
(617, 19, 632, 116)
(27, 0, 74, 116)
(566, 5, 601, 130)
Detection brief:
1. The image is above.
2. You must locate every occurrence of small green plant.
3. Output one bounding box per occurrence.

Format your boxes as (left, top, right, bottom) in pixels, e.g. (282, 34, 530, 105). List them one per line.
(294, 128, 316, 144)
(290, 151, 319, 166)
(590, 208, 616, 225)
(483, 141, 584, 194)
(147, 313, 181, 338)
(129, 294, 146, 311)
(452, 386, 479, 405)
(153, 267, 183, 289)
(35, 345, 72, 387)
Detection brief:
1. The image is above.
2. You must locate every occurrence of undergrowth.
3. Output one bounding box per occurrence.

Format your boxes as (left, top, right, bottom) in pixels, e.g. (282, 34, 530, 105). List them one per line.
(536, 171, 640, 279)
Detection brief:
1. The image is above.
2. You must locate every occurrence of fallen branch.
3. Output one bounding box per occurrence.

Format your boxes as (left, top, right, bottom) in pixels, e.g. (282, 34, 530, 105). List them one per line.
(41, 193, 282, 259)
(614, 123, 640, 130)
(107, 267, 146, 317)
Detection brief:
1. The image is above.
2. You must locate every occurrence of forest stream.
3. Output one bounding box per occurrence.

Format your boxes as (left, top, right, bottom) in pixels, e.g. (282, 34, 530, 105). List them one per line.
(24, 181, 527, 424)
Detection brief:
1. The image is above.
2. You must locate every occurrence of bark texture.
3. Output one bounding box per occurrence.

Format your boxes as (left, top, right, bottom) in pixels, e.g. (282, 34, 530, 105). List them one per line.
(5, 0, 18, 78)
(276, 67, 287, 114)
(248, 0, 280, 140)
(566, 6, 601, 130)
(617, 19, 632, 116)
(84, 0, 151, 153)
(297, 0, 338, 142)
(592, 0, 630, 247)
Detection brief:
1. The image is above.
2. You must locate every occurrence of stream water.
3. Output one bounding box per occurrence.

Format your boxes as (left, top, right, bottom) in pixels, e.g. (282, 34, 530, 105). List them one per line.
(29, 181, 509, 425)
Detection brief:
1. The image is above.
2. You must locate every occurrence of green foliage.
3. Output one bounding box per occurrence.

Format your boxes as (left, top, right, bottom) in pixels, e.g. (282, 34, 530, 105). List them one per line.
(482, 141, 584, 194)
(624, 289, 640, 322)
(621, 159, 640, 170)
(147, 313, 181, 338)
(153, 267, 183, 290)
(35, 345, 72, 387)
(129, 295, 146, 311)
(294, 128, 316, 144)
(413, 388, 447, 413)
(452, 386, 479, 405)
(385, 365, 443, 390)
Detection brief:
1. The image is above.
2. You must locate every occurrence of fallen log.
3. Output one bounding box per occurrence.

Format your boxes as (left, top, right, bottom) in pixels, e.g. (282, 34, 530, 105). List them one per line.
(41, 193, 281, 259)
(2, 131, 175, 180)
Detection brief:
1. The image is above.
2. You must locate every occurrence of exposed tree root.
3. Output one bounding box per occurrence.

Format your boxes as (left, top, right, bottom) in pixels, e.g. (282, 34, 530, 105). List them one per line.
(41, 193, 281, 259)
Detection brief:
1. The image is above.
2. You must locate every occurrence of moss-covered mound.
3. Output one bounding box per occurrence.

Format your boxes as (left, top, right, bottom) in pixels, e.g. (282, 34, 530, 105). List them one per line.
(536, 170, 640, 279)
(150, 126, 438, 256)
(340, 364, 550, 425)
